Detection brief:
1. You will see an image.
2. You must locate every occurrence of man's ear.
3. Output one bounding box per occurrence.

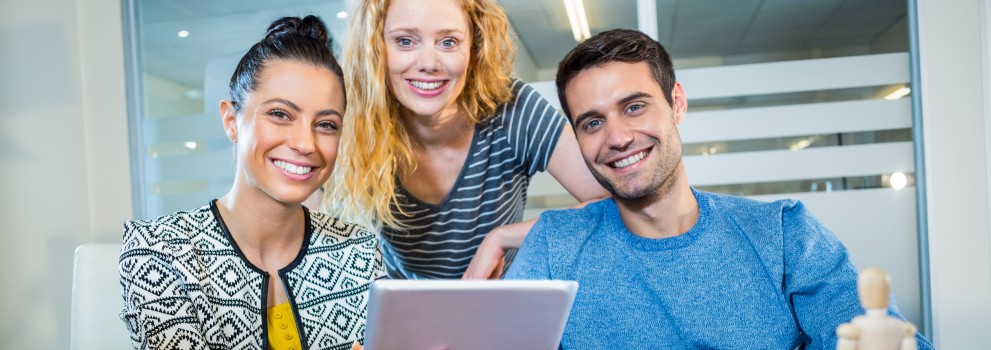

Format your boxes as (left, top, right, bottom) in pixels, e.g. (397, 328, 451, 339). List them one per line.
(219, 100, 238, 143)
(670, 82, 688, 125)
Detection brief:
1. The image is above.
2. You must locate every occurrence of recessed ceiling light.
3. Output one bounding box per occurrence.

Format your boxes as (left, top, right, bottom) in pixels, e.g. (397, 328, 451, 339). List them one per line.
(336, 11, 347, 19)
(177, 30, 190, 38)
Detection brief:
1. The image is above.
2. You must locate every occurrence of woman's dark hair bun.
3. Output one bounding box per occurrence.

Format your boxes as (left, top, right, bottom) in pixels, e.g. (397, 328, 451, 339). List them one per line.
(228, 14, 344, 113)
(265, 15, 329, 45)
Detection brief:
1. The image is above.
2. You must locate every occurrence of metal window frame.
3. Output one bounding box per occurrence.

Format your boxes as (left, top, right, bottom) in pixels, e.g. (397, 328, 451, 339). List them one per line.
(122, 0, 147, 220)
(907, 0, 933, 340)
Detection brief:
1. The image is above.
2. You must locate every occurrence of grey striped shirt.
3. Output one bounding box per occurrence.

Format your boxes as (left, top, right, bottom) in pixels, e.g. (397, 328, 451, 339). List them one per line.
(381, 80, 566, 279)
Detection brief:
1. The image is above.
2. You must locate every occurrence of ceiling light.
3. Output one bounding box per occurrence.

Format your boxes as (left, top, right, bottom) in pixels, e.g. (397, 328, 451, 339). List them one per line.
(563, 0, 591, 42)
(177, 30, 189, 38)
(336, 11, 347, 19)
(883, 86, 910, 100)
(184, 141, 198, 150)
(889, 172, 908, 190)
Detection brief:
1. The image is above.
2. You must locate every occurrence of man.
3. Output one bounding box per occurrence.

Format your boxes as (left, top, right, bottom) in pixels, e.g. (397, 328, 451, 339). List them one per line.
(504, 29, 933, 350)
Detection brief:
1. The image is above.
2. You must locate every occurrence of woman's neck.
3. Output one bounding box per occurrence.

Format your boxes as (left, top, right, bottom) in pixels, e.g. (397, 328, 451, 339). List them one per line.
(217, 181, 305, 261)
(400, 104, 473, 149)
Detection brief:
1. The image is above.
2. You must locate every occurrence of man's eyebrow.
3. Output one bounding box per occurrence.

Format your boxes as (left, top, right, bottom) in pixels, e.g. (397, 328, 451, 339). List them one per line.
(618, 92, 651, 105)
(573, 110, 601, 126)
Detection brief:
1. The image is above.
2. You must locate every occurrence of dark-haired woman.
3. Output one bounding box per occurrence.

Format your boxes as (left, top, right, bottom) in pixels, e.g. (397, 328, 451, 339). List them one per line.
(119, 15, 383, 349)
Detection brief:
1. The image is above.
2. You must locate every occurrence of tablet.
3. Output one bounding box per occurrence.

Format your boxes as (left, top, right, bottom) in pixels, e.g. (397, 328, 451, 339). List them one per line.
(363, 279, 578, 350)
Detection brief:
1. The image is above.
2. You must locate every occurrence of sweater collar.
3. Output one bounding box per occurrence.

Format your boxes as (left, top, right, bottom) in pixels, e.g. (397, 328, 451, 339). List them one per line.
(606, 188, 712, 251)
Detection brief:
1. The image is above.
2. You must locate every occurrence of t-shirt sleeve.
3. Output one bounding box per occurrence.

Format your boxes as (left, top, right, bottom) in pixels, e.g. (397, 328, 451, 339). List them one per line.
(781, 202, 933, 350)
(502, 80, 568, 177)
(119, 220, 209, 350)
(504, 213, 553, 280)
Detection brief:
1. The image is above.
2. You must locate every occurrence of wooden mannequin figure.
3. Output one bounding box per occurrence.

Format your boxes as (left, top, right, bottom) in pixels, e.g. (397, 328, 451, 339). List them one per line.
(836, 267, 918, 350)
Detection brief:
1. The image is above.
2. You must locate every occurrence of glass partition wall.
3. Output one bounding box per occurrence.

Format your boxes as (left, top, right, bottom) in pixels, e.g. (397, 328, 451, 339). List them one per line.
(127, 0, 351, 217)
(126, 0, 925, 332)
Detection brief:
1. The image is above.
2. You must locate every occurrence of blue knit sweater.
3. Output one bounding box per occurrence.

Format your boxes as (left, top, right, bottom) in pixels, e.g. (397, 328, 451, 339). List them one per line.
(505, 189, 933, 349)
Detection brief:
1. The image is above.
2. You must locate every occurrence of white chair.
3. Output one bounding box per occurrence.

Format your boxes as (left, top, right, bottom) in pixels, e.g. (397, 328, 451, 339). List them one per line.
(70, 243, 132, 350)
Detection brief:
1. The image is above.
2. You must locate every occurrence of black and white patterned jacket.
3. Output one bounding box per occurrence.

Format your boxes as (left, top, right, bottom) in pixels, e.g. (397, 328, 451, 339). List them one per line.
(119, 201, 384, 349)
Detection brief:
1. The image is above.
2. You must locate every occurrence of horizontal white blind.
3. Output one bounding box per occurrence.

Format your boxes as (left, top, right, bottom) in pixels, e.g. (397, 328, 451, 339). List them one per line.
(678, 53, 909, 99)
(685, 142, 915, 186)
(680, 99, 912, 143)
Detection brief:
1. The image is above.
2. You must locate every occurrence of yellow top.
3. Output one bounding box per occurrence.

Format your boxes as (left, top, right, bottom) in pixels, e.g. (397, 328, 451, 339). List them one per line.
(267, 301, 303, 350)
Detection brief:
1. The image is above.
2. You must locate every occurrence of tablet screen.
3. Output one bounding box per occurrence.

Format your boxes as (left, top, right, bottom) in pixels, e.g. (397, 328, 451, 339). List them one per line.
(364, 280, 578, 350)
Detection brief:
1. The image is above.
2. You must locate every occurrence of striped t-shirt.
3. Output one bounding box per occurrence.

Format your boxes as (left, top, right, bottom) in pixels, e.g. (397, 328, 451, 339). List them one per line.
(381, 80, 566, 279)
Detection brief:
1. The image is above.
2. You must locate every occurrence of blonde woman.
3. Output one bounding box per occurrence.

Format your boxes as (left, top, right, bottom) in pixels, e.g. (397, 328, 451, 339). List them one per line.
(329, 0, 607, 279)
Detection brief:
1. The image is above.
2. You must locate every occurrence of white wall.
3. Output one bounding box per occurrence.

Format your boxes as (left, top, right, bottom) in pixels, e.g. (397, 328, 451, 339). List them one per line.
(917, 0, 991, 347)
(0, 0, 130, 347)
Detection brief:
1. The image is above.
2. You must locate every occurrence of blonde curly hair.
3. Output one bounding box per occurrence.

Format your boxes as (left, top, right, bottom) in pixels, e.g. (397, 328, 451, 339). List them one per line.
(325, 0, 516, 229)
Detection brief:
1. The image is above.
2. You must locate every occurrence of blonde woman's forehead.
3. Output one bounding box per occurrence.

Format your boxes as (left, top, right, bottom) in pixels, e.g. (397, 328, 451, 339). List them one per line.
(384, 0, 468, 30)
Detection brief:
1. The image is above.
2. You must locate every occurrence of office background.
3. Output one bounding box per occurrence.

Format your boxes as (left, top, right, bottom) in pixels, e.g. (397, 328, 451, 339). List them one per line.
(0, 0, 988, 348)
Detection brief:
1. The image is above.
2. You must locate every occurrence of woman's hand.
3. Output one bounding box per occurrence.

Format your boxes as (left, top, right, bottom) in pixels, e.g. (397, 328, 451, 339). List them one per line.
(462, 196, 605, 280)
(462, 220, 535, 279)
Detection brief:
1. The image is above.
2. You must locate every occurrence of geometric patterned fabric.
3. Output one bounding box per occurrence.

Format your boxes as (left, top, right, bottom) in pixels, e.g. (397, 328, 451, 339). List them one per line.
(119, 200, 384, 349)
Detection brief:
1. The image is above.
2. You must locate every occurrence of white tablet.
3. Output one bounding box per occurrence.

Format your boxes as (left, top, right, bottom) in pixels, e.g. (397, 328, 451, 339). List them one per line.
(363, 279, 578, 350)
